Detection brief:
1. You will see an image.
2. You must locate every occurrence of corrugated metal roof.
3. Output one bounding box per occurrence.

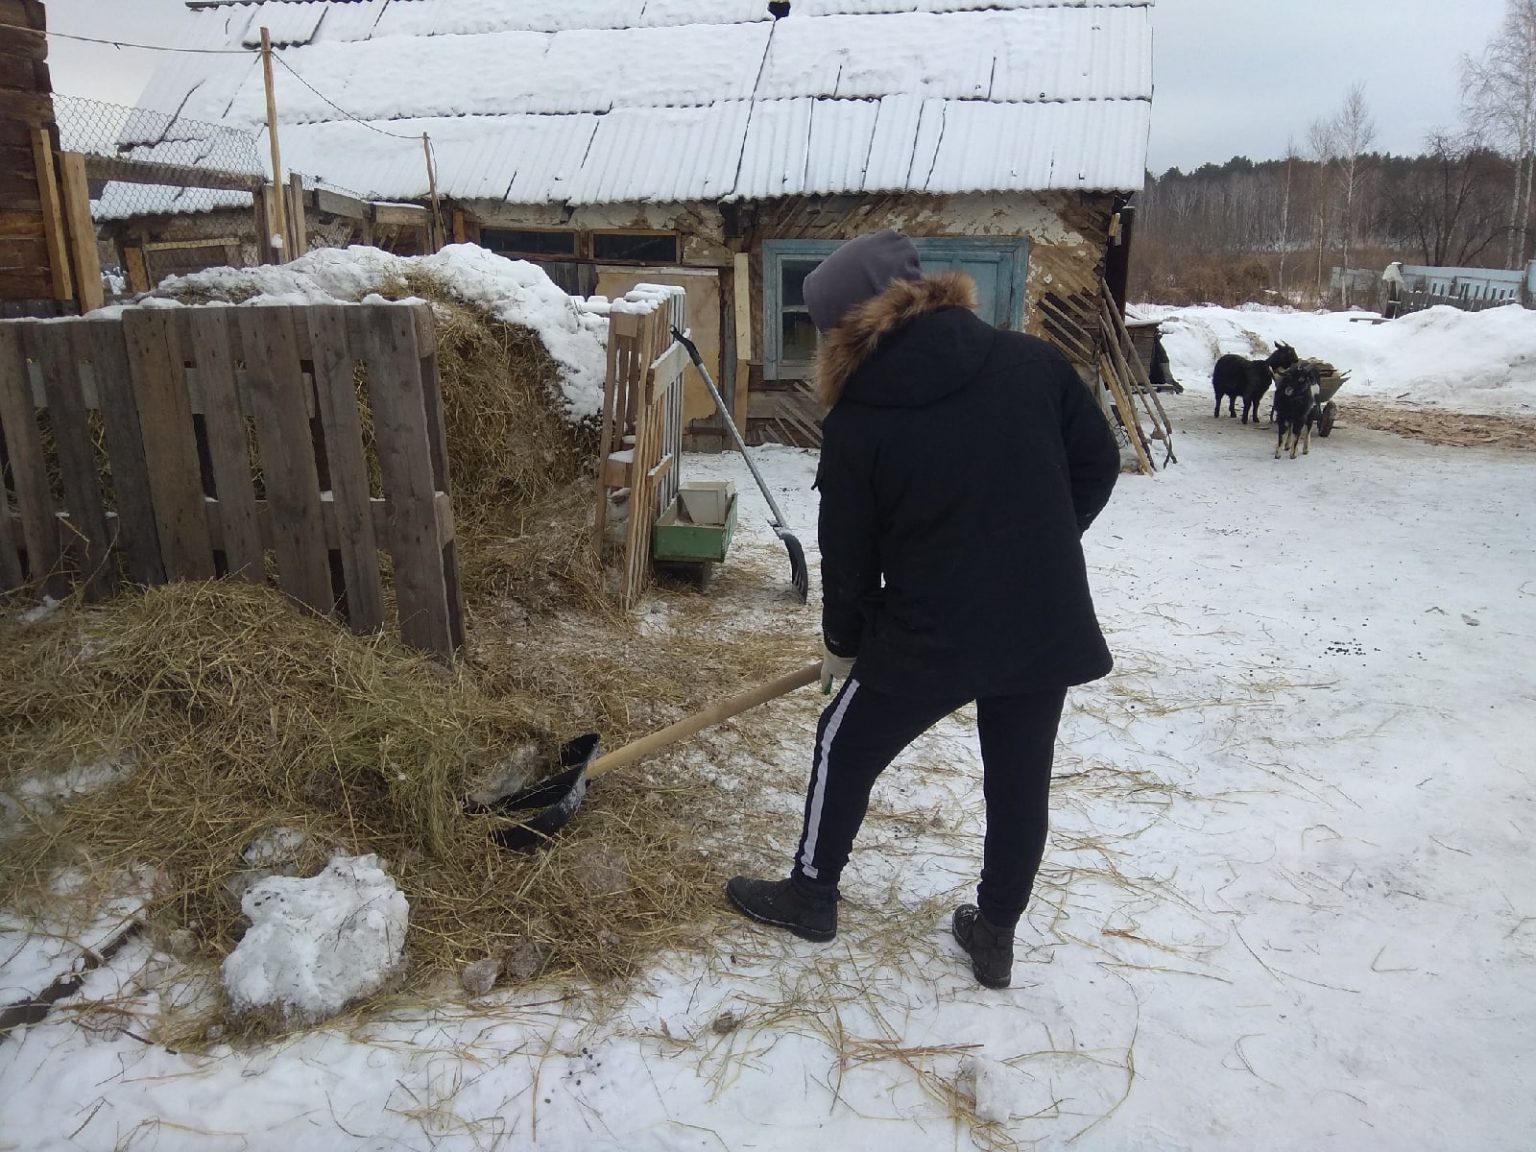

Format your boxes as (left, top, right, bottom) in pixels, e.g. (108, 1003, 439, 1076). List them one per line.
(135, 0, 1153, 206)
(239, 2, 325, 47)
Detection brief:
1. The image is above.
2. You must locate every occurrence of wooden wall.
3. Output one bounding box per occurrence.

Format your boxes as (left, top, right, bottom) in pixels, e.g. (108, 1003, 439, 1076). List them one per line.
(0, 0, 62, 318)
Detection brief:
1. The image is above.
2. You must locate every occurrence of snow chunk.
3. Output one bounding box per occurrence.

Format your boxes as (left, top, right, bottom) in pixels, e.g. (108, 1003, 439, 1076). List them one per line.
(222, 853, 408, 1025)
(960, 1054, 1046, 1124)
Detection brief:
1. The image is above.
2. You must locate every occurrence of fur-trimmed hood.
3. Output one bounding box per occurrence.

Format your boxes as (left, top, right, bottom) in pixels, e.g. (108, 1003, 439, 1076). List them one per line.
(814, 271, 982, 409)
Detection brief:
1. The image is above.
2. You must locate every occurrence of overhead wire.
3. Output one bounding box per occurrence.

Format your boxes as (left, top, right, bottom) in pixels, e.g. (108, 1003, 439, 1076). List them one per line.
(0, 22, 255, 53)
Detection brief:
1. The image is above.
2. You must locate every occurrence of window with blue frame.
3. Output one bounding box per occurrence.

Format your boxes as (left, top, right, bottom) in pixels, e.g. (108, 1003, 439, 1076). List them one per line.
(762, 236, 1030, 380)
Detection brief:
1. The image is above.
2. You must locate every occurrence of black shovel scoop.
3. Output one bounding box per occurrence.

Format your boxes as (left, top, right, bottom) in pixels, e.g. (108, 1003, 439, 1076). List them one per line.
(473, 661, 820, 849)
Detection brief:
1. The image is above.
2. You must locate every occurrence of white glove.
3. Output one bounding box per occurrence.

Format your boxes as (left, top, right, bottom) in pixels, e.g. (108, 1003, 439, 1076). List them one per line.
(820, 644, 856, 695)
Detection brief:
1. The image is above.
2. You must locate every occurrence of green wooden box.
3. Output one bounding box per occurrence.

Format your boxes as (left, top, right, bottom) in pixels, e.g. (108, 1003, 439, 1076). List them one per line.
(653, 482, 737, 564)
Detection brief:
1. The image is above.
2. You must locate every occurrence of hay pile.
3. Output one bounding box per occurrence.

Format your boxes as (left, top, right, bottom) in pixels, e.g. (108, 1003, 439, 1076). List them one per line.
(0, 269, 820, 1042)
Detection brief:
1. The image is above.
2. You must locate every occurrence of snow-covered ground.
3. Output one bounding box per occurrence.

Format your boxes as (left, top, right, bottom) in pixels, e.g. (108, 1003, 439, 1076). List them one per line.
(3, 307, 1534, 1150)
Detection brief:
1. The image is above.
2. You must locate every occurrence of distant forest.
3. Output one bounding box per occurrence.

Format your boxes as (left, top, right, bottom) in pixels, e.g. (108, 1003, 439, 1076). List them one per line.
(1129, 3, 1536, 308)
(1126, 144, 1525, 309)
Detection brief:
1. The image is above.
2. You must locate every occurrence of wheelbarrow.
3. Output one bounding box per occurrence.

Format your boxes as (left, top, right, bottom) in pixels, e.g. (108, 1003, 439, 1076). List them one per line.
(472, 661, 821, 849)
(1311, 363, 1349, 437)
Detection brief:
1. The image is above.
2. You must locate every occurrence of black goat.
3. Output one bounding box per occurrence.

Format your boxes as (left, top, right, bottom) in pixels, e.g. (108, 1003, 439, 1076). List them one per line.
(1211, 342, 1298, 424)
(1273, 364, 1320, 459)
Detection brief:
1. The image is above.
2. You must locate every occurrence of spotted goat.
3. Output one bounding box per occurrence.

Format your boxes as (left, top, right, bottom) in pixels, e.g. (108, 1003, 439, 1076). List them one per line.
(1273, 363, 1321, 459)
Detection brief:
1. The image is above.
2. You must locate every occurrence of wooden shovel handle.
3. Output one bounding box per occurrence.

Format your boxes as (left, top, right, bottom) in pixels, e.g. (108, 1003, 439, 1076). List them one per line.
(588, 661, 821, 780)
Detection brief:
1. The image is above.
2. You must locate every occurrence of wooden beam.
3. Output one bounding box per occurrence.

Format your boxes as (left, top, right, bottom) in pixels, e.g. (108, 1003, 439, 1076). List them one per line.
(259, 27, 289, 261)
(57, 152, 102, 312)
(371, 202, 430, 227)
(0, 89, 54, 128)
(142, 236, 241, 253)
(121, 245, 150, 294)
(733, 252, 751, 435)
(81, 153, 264, 194)
(314, 187, 368, 220)
(287, 171, 307, 257)
(29, 128, 71, 301)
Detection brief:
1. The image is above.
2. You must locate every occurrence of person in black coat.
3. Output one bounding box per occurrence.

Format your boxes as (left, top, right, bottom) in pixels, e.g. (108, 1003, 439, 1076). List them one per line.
(726, 230, 1120, 988)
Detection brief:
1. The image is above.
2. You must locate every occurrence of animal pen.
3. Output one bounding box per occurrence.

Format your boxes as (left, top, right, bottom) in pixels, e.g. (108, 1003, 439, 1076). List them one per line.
(0, 300, 464, 658)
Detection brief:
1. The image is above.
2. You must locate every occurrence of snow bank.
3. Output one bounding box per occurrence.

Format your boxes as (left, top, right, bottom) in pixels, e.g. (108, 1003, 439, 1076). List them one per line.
(1134, 301, 1536, 417)
(222, 854, 408, 1025)
(153, 245, 608, 421)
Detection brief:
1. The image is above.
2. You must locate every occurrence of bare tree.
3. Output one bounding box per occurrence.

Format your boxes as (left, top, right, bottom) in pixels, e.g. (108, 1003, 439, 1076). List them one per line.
(1463, 0, 1536, 266)
(1308, 116, 1339, 299)
(1385, 129, 1507, 265)
(1333, 85, 1377, 305)
(1278, 139, 1300, 297)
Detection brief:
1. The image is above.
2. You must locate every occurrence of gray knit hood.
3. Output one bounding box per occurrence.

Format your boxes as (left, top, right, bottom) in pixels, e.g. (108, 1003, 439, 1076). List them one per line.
(803, 229, 924, 333)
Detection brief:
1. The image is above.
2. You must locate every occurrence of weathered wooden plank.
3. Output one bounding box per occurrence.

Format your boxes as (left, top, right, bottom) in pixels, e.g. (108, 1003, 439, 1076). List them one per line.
(81, 154, 264, 194)
(0, 89, 54, 130)
(0, 19, 46, 62)
(0, 0, 46, 30)
(0, 210, 45, 238)
(28, 128, 70, 302)
(371, 203, 429, 227)
(0, 483, 21, 591)
(352, 304, 456, 657)
(409, 304, 449, 493)
(306, 304, 385, 633)
(314, 188, 368, 221)
(0, 322, 57, 588)
(122, 246, 149, 294)
(79, 319, 163, 585)
(57, 153, 102, 313)
(0, 48, 47, 90)
(180, 308, 263, 582)
(121, 308, 215, 580)
(408, 304, 461, 649)
(287, 172, 308, 258)
(24, 322, 116, 598)
(236, 306, 333, 615)
(197, 492, 454, 556)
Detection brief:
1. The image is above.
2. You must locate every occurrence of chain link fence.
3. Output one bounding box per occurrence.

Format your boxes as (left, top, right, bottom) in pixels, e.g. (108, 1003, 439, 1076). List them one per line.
(53, 92, 266, 221)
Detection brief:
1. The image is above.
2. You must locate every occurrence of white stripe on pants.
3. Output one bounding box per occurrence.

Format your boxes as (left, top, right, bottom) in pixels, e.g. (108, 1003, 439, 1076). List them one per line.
(797, 677, 860, 880)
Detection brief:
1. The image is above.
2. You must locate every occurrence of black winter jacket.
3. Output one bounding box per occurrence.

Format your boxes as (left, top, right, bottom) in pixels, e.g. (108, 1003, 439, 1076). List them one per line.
(814, 273, 1120, 699)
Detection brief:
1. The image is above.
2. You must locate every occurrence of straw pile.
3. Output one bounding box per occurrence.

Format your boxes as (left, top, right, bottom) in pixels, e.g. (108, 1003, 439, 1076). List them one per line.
(0, 272, 821, 1043)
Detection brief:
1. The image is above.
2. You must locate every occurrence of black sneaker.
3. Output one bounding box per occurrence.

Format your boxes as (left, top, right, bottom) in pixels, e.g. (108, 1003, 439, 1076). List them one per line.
(952, 904, 1013, 988)
(725, 875, 838, 942)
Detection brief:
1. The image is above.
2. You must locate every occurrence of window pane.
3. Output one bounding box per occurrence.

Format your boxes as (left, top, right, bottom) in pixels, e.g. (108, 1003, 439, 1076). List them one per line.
(593, 233, 679, 263)
(781, 259, 820, 307)
(782, 311, 818, 365)
(480, 228, 578, 257)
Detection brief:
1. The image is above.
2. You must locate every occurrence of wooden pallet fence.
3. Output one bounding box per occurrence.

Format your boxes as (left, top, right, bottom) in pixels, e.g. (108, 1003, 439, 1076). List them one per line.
(593, 286, 687, 609)
(0, 301, 464, 658)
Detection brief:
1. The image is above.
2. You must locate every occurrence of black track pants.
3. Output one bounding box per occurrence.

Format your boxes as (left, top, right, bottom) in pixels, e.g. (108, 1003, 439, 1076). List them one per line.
(791, 677, 1068, 928)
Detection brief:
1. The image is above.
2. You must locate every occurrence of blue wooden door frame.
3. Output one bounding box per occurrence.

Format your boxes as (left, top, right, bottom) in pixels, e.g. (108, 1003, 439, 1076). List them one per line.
(762, 236, 1030, 380)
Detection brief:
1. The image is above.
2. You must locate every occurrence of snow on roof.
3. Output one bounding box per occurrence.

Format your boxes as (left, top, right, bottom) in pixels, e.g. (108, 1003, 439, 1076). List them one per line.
(133, 0, 1153, 206)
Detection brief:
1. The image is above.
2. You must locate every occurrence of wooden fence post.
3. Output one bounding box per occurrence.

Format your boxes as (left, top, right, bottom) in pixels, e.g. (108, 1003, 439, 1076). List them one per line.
(58, 152, 102, 312)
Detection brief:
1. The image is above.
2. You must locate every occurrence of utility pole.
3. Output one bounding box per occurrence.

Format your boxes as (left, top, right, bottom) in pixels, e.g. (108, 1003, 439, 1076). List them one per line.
(260, 27, 288, 262)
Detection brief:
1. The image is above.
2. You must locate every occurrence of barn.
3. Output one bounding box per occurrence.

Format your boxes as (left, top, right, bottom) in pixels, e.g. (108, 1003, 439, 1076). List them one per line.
(107, 0, 1153, 445)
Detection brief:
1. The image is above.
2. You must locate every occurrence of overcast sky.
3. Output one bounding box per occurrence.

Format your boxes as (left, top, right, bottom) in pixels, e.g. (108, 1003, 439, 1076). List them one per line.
(41, 0, 1515, 174)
